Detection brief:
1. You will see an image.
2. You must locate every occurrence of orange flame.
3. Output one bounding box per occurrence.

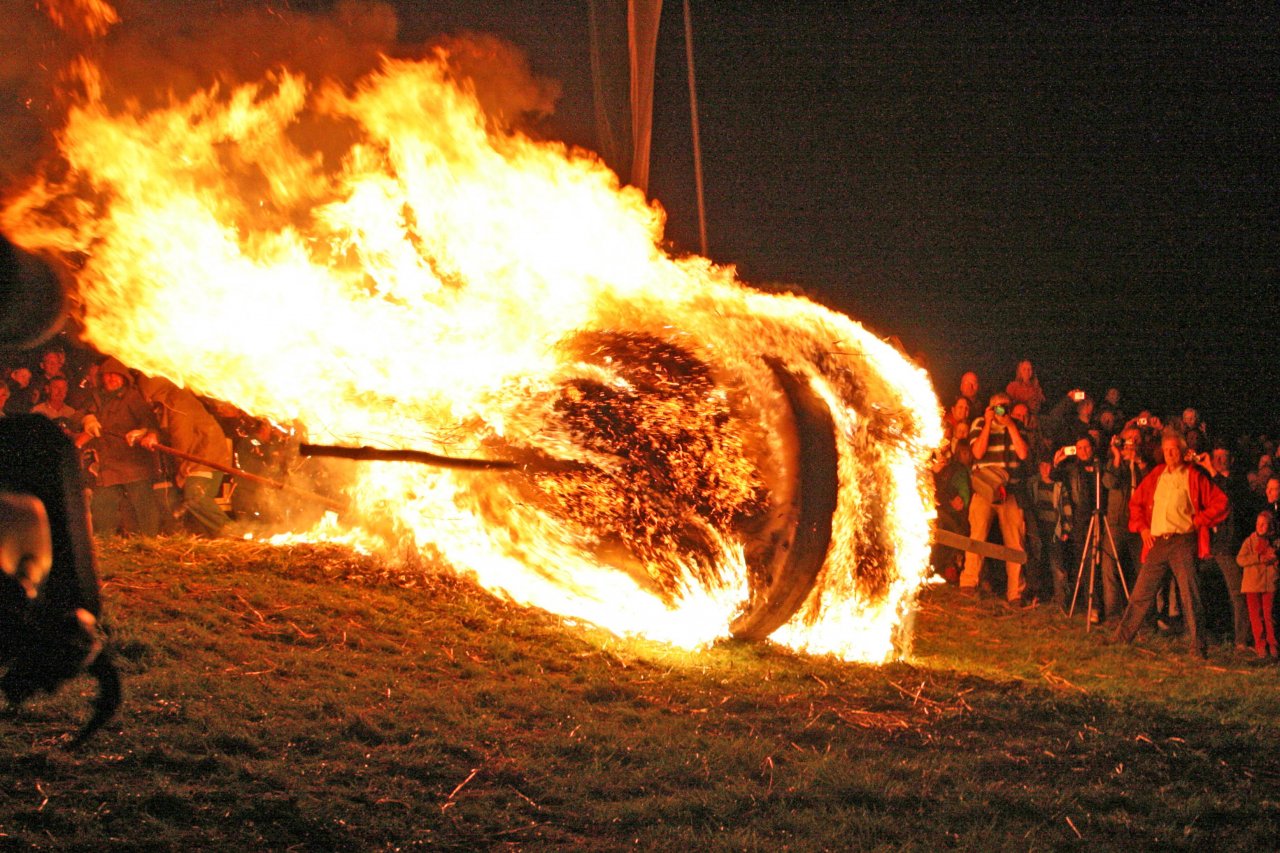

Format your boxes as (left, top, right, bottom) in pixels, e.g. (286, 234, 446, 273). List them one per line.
(3, 52, 941, 660)
(42, 0, 120, 38)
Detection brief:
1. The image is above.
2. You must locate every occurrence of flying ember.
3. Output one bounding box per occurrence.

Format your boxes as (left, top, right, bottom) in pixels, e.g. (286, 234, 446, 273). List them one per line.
(2, 28, 941, 660)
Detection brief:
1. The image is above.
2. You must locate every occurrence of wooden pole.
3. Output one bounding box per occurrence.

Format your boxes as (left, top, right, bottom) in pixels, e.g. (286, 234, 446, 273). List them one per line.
(148, 442, 347, 513)
(683, 0, 708, 256)
(298, 444, 520, 472)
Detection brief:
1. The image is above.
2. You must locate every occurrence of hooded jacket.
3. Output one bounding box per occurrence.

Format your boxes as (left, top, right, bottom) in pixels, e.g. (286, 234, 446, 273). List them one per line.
(85, 362, 159, 488)
(136, 375, 232, 482)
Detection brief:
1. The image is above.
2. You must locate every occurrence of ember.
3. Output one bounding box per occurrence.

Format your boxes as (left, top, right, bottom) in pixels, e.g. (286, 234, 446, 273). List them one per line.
(2, 2, 941, 660)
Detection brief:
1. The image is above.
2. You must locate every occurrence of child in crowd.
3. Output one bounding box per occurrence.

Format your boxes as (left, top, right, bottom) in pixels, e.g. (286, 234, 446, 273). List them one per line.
(1237, 509, 1278, 657)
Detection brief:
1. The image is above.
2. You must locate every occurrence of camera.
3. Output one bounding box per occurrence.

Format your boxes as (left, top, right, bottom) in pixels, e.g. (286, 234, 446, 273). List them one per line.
(1137, 416, 1149, 426)
(1062, 445, 1078, 457)
(993, 405, 1007, 416)
(1070, 389, 1086, 402)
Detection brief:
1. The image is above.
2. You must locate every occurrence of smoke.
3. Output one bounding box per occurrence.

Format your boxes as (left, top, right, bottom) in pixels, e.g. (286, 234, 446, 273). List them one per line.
(0, 0, 561, 187)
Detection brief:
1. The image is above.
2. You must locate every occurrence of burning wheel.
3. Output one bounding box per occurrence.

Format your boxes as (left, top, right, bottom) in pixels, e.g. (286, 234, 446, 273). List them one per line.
(481, 330, 852, 641)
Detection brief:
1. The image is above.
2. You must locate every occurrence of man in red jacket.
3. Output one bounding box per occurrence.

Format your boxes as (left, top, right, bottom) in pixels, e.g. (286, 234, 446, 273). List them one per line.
(1110, 430, 1228, 658)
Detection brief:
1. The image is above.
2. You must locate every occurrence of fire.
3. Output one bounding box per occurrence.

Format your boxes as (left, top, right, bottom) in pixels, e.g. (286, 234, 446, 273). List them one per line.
(42, 0, 120, 38)
(2, 44, 941, 660)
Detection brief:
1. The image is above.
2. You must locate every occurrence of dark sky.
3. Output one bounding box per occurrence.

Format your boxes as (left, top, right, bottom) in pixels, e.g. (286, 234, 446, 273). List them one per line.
(387, 3, 1278, 435)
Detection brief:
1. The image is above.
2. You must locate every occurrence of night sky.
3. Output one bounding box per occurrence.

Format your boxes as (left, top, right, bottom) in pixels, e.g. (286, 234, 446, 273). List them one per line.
(390, 3, 1278, 436)
(7, 2, 1276, 434)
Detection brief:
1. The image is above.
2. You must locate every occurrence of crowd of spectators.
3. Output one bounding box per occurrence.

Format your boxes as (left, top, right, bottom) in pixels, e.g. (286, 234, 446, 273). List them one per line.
(932, 360, 1280, 661)
(3, 337, 299, 539)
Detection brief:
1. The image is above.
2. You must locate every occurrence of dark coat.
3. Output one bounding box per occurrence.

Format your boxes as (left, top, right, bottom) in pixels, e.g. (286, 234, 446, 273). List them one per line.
(85, 382, 159, 488)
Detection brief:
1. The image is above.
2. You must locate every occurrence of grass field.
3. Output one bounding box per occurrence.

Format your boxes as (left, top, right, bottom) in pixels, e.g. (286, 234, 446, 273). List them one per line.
(2, 535, 1278, 850)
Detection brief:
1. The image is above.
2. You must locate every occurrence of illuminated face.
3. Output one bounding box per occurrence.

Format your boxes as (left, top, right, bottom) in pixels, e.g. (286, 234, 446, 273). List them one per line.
(0, 384, 9, 408)
(1259, 513, 1273, 538)
(1211, 448, 1230, 476)
(1016, 360, 1033, 382)
(1011, 402, 1029, 423)
(1076, 438, 1094, 461)
(9, 367, 30, 387)
(950, 397, 970, 422)
(40, 351, 64, 376)
(46, 377, 68, 406)
(1182, 408, 1198, 428)
(1267, 478, 1280, 504)
(1105, 387, 1120, 406)
(1162, 437, 1185, 469)
(101, 371, 126, 392)
(1121, 429, 1140, 460)
(960, 372, 979, 399)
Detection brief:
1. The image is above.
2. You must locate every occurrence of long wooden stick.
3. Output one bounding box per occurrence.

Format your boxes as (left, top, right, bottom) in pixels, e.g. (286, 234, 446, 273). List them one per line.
(932, 527, 1027, 564)
(298, 443, 519, 471)
(149, 442, 347, 513)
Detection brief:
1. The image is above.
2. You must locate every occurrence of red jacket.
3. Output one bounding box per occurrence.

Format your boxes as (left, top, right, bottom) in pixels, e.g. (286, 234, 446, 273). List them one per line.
(1128, 463, 1228, 561)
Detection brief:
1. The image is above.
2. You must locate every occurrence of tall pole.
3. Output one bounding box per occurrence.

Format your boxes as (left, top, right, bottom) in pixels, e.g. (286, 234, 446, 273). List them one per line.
(683, 0, 708, 256)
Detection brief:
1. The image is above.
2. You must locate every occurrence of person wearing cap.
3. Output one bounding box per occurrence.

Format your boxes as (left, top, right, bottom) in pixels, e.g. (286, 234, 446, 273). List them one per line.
(78, 357, 161, 537)
(129, 375, 234, 536)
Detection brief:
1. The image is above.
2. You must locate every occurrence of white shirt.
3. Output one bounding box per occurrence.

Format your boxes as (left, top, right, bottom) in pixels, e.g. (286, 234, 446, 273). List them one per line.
(1151, 465, 1194, 536)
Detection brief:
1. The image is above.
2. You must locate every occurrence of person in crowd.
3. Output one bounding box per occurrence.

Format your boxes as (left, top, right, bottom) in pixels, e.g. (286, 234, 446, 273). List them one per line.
(0, 381, 9, 416)
(1051, 436, 1103, 621)
(1110, 430, 1229, 658)
(1005, 360, 1046, 422)
(130, 375, 234, 537)
(1096, 408, 1119, 443)
(1236, 509, 1278, 658)
(960, 370, 980, 404)
(943, 397, 971, 454)
(30, 375, 79, 433)
(1099, 428, 1149, 625)
(1047, 390, 1096, 449)
(1262, 476, 1280, 519)
(29, 346, 68, 404)
(962, 392, 1029, 601)
(1203, 446, 1251, 650)
(1010, 401, 1039, 461)
(4, 365, 35, 415)
(1027, 459, 1067, 608)
(78, 357, 161, 536)
(1181, 407, 1210, 454)
(932, 441, 972, 584)
(1248, 454, 1274, 496)
(1099, 387, 1124, 425)
(1124, 411, 1164, 465)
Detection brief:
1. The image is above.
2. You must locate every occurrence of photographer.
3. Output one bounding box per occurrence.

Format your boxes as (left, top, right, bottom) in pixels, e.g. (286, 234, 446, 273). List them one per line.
(1100, 428, 1149, 625)
(1052, 436, 1103, 621)
(961, 392, 1029, 601)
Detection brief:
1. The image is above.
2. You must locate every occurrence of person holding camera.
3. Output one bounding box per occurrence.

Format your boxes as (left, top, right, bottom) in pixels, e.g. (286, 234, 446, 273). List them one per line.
(1052, 436, 1103, 620)
(1100, 428, 1150, 624)
(1109, 430, 1229, 659)
(961, 392, 1029, 601)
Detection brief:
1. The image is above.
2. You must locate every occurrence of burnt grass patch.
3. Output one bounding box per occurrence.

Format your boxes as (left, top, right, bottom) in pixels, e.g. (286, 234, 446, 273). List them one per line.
(0, 536, 1277, 849)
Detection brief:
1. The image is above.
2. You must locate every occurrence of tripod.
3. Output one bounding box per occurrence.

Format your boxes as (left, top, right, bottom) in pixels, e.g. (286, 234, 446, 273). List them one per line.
(1068, 461, 1130, 631)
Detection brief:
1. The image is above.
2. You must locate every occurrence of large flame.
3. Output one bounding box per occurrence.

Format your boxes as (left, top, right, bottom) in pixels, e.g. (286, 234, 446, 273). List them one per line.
(3, 42, 941, 660)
